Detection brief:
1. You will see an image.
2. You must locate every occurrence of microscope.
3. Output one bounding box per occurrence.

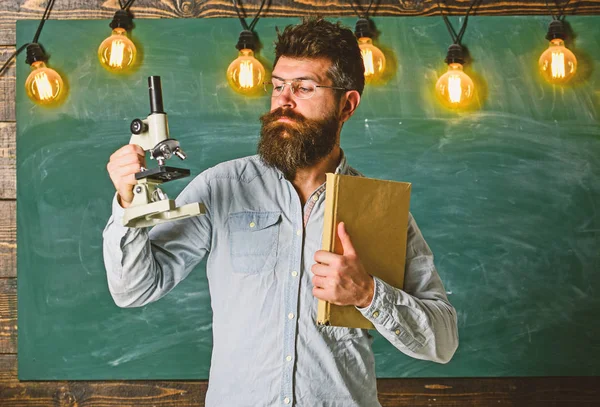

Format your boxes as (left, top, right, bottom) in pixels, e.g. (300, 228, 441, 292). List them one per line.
(122, 76, 205, 228)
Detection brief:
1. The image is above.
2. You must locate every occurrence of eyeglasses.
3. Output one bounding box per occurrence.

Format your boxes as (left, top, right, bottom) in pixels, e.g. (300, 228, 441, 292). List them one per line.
(263, 79, 349, 100)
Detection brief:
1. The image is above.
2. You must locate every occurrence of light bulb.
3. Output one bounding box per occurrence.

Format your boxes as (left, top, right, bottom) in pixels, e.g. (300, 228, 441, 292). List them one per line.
(538, 38, 577, 84)
(435, 63, 475, 109)
(227, 49, 266, 95)
(24, 44, 65, 106)
(98, 27, 137, 72)
(358, 37, 386, 83)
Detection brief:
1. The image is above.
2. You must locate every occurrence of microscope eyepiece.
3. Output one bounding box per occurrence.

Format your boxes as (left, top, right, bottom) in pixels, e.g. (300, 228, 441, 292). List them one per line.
(148, 76, 164, 114)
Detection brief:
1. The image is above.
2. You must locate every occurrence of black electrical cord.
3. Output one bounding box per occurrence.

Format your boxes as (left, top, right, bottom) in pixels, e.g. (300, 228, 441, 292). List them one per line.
(350, 0, 377, 19)
(119, 0, 137, 11)
(437, 0, 482, 46)
(0, 0, 56, 77)
(232, 0, 268, 32)
(32, 0, 56, 43)
(0, 43, 29, 76)
(545, 0, 573, 21)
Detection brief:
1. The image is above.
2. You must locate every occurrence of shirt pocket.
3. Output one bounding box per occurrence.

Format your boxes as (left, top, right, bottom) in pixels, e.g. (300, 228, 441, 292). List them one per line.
(227, 211, 281, 274)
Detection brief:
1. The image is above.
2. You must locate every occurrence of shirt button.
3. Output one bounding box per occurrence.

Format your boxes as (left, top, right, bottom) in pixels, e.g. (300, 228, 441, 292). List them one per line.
(395, 329, 401, 335)
(312, 195, 319, 201)
(296, 229, 302, 236)
(288, 313, 294, 319)
(372, 311, 380, 318)
(284, 397, 291, 404)
(249, 222, 256, 228)
(286, 355, 292, 362)
(291, 271, 298, 277)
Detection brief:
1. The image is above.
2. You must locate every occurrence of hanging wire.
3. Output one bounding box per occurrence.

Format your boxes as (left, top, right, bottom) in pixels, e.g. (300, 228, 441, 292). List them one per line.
(32, 0, 56, 43)
(350, 0, 377, 19)
(119, 0, 137, 10)
(232, 0, 268, 32)
(436, 0, 482, 45)
(0, 0, 57, 76)
(545, 0, 573, 20)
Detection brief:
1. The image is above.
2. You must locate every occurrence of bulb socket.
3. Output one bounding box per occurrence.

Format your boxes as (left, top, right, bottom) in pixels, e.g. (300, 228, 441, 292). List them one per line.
(355, 18, 373, 39)
(110, 9, 134, 31)
(545, 19, 566, 41)
(25, 43, 49, 66)
(236, 30, 257, 51)
(445, 43, 465, 65)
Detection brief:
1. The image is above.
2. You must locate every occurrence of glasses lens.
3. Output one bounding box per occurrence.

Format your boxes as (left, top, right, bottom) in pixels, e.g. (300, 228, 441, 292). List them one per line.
(291, 81, 316, 99)
(265, 81, 317, 99)
(265, 81, 285, 97)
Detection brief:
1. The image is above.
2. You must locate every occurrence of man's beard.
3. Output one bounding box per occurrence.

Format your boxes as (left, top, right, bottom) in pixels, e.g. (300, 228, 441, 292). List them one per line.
(258, 108, 340, 179)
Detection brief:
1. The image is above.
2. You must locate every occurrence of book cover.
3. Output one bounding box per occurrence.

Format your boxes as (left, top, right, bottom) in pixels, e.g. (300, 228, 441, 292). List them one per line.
(316, 173, 411, 329)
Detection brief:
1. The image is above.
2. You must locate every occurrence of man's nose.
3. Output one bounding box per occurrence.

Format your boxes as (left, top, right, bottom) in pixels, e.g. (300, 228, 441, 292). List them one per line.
(276, 83, 297, 109)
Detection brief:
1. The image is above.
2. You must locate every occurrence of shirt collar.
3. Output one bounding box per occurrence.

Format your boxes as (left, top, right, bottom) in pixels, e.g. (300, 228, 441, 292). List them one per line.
(334, 149, 350, 175)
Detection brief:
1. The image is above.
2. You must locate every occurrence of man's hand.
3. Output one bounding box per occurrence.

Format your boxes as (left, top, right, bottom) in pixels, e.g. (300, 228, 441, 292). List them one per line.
(106, 144, 146, 208)
(312, 222, 375, 308)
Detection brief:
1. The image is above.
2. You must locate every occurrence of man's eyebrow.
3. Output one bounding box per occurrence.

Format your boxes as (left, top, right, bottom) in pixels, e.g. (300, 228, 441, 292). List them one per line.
(271, 74, 319, 82)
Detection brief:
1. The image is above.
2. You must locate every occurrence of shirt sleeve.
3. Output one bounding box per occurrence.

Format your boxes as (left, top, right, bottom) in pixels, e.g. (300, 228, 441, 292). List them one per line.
(102, 173, 212, 308)
(356, 213, 459, 364)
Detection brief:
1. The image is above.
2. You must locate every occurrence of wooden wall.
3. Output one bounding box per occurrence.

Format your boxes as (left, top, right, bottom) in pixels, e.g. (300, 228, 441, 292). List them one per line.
(1, 1, 600, 405)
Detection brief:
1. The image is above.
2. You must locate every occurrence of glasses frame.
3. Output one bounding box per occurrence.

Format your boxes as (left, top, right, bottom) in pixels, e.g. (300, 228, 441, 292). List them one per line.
(263, 80, 349, 100)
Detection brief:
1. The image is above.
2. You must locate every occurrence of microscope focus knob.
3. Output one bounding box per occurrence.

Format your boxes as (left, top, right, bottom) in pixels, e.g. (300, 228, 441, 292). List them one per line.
(130, 119, 148, 135)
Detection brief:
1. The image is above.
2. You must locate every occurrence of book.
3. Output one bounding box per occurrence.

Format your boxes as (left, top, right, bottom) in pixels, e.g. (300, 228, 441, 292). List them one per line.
(316, 173, 412, 329)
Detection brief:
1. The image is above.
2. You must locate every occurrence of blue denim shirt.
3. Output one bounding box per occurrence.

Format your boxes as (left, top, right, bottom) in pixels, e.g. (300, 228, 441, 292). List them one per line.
(103, 153, 458, 407)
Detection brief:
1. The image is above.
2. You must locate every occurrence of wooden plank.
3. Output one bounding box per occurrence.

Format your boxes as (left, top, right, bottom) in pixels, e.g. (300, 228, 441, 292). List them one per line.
(0, 201, 16, 278)
(0, 46, 16, 122)
(0, 123, 16, 200)
(0, 352, 598, 406)
(2, 0, 600, 45)
(0, 355, 209, 406)
(0, 278, 16, 353)
(377, 377, 600, 406)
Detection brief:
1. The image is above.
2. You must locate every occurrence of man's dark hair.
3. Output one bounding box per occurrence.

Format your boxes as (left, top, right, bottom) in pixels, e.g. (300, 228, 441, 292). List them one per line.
(274, 18, 365, 96)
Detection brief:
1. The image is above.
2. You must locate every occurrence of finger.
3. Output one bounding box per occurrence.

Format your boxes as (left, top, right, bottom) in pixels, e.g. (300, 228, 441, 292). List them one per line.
(111, 163, 144, 182)
(121, 171, 139, 187)
(111, 152, 145, 168)
(312, 286, 332, 302)
(311, 275, 329, 289)
(311, 262, 332, 277)
(337, 221, 356, 256)
(314, 249, 340, 265)
(110, 144, 145, 160)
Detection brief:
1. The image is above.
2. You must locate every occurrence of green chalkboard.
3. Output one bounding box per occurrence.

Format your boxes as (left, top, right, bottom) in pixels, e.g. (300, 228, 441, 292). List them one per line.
(17, 17, 600, 380)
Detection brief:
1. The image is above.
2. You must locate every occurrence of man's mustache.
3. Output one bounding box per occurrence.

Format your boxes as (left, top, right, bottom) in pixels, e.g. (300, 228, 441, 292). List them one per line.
(260, 108, 307, 124)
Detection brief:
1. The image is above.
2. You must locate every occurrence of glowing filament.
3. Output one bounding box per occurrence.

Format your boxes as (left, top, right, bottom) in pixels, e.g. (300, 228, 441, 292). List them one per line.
(239, 61, 254, 88)
(550, 52, 566, 78)
(448, 75, 462, 104)
(362, 49, 374, 76)
(109, 40, 126, 67)
(34, 72, 54, 101)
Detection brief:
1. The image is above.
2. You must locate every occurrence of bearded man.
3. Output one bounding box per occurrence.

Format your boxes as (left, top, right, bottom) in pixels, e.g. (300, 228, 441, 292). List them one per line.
(103, 18, 458, 407)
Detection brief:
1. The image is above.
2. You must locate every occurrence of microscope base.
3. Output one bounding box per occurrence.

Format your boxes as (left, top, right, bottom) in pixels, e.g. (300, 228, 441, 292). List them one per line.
(122, 177, 205, 228)
(123, 199, 206, 228)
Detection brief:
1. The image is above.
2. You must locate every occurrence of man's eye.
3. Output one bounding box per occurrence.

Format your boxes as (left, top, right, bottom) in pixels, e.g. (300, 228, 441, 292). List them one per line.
(297, 86, 312, 94)
(273, 85, 284, 91)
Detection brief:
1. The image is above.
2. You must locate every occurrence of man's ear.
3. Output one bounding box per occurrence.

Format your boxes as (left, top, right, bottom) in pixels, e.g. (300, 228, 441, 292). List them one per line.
(339, 90, 361, 123)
